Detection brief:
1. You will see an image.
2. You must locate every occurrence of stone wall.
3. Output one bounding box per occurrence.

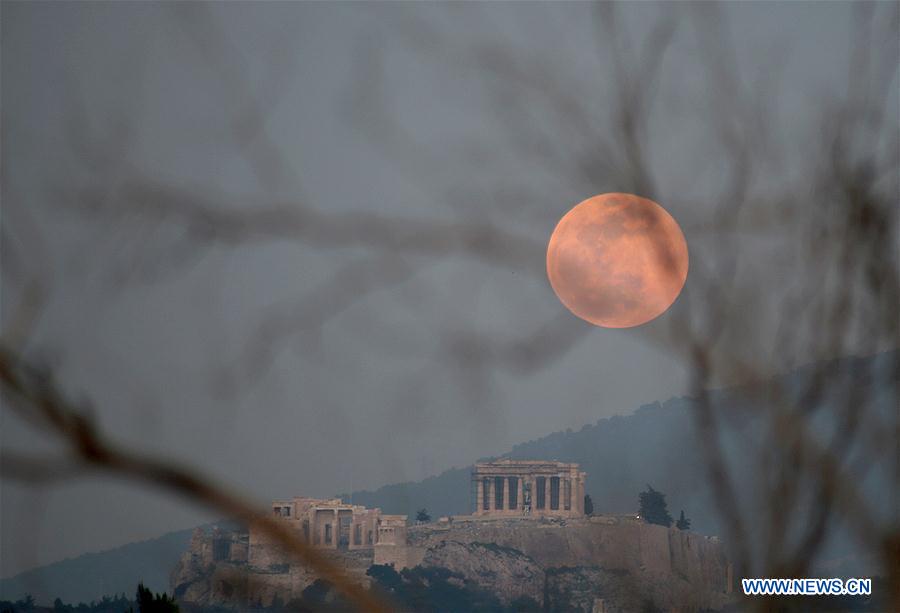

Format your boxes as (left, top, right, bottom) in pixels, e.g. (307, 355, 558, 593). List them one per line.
(373, 541, 425, 569)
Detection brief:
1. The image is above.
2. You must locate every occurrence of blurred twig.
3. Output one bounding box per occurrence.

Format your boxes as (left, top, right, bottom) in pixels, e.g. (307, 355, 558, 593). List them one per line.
(0, 342, 389, 613)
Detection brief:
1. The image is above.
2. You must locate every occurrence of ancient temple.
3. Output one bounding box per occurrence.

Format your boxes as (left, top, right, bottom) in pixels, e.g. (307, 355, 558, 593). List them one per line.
(471, 459, 586, 517)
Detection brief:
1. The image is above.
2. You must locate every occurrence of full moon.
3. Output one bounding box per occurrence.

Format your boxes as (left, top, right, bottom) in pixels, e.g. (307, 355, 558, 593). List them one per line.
(546, 193, 689, 328)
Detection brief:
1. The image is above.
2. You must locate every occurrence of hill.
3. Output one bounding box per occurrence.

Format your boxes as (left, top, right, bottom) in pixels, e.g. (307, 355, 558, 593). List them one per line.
(0, 528, 190, 605)
(0, 520, 240, 606)
(2, 350, 894, 604)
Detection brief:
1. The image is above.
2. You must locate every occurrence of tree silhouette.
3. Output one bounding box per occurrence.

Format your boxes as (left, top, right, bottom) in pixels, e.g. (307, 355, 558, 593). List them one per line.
(638, 486, 672, 528)
(135, 583, 179, 613)
(415, 508, 431, 523)
(675, 510, 691, 531)
(583, 494, 594, 517)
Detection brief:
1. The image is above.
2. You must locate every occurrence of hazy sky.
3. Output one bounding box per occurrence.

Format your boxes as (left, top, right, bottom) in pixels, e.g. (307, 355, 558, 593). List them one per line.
(1, 1, 892, 578)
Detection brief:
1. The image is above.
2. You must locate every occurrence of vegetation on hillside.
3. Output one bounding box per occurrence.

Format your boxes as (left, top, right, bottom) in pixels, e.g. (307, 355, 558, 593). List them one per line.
(639, 486, 673, 528)
(0, 583, 179, 613)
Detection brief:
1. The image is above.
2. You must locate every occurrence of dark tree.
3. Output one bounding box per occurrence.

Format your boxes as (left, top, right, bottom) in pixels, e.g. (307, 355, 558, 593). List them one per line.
(0, 595, 36, 612)
(136, 583, 179, 613)
(367, 564, 404, 593)
(584, 494, 594, 516)
(638, 486, 673, 527)
(676, 510, 691, 531)
(300, 579, 333, 607)
(415, 508, 431, 523)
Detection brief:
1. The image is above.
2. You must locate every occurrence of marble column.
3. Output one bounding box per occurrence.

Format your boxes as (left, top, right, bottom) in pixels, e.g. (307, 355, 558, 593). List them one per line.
(333, 509, 339, 548)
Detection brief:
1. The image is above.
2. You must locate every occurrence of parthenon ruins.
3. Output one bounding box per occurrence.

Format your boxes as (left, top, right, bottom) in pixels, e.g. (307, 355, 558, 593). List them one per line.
(249, 460, 588, 568)
(472, 459, 586, 517)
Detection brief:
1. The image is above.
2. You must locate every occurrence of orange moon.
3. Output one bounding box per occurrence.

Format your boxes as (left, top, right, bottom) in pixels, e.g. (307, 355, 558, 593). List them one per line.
(546, 193, 688, 328)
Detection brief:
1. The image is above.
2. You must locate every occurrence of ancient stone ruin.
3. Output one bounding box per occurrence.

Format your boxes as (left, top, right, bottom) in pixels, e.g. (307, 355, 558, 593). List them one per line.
(472, 459, 587, 517)
(171, 461, 735, 611)
(252, 497, 402, 556)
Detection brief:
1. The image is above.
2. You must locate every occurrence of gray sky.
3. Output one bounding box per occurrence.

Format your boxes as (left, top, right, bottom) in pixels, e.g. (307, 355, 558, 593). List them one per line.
(2, 1, 894, 578)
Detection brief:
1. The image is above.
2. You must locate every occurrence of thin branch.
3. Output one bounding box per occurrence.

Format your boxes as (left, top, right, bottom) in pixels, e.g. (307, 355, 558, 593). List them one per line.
(0, 343, 390, 613)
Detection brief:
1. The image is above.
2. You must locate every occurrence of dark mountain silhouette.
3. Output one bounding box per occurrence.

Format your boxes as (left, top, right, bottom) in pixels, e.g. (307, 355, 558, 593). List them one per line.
(2, 351, 894, 604)
(341, 397, 709, 523)
(0, 528, 191, 606)
(0, 521, 240, 606)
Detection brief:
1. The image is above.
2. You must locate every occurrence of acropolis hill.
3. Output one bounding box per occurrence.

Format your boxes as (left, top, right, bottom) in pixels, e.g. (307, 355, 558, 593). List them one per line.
(171, 460, 733, 612)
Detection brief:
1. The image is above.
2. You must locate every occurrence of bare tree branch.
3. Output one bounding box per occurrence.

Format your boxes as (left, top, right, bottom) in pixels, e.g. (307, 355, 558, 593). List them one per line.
(0, 343, 390, 613)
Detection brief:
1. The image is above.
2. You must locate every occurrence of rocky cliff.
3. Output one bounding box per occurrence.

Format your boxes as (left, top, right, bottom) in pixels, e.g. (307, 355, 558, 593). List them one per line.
(170, 527, 373, 609)
(404, 516, 732, 612)
(171, 516, 733, 611)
